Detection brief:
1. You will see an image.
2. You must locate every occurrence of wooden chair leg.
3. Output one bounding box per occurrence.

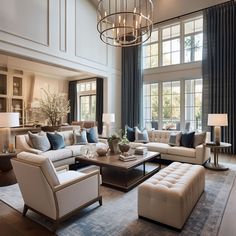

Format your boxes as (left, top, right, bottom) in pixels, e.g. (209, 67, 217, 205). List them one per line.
(99, 197, 103, 206)
(22, 204, 28, 216)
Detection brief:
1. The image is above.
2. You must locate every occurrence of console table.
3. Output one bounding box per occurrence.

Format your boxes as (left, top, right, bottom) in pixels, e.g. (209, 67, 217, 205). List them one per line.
(204, 142, 231, 171)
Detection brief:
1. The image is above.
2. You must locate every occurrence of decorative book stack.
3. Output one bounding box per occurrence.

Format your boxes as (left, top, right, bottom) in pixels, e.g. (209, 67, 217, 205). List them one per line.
(135, 147, 148, 155)
(119, 154, 137, 162)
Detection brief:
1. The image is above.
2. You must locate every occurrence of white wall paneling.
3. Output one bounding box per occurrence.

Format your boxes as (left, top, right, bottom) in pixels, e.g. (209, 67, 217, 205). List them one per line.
(75, 0, 107, 66)
(59, 0, 67, 52)
(0, 0, 49, 46)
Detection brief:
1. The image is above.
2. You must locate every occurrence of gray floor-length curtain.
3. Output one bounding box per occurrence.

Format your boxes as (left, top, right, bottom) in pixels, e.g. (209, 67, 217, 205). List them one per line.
(121, 45, 143, 129)
(202, 1, 236, 153)
(96, 78, 103, 135)
(68, 81, 78, 124)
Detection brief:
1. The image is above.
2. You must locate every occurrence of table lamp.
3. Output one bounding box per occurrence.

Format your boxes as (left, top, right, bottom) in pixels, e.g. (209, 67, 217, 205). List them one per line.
(102, 113, 115, 137)
(207, 113, 228, 145)
(0, 112, 20, 153)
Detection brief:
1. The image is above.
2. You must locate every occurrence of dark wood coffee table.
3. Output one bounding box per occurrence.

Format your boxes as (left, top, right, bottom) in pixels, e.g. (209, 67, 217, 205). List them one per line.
(75, 151, 161, 192)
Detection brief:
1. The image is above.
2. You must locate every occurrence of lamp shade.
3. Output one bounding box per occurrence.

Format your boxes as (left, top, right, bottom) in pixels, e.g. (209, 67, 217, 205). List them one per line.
(102, 113, 115, 123)
(0, 112, 20, 128)
(207, 114, 228, 126)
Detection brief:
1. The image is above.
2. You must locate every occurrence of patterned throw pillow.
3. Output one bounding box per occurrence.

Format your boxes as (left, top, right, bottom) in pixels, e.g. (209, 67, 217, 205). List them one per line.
(74, 129, 88, 145)
(193, 132, 206, 148)
(181, 131, 195, 148)
(28, 131, 51, 152)
(86, 127, 98, 143)
(46, 132, 65, 150)
(134, 127, 149, 143)
(168, 132, 182, 146)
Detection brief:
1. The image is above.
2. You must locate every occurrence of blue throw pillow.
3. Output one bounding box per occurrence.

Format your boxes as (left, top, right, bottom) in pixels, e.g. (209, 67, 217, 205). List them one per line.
(126, 125, 135, 142)
(181, 131, 195, 148)
(47, 132, 65, 150)
(86, 127, 98, 143)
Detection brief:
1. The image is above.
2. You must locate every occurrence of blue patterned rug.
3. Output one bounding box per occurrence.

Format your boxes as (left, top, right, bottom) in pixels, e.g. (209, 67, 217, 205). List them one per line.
(0, 169, 235, 236)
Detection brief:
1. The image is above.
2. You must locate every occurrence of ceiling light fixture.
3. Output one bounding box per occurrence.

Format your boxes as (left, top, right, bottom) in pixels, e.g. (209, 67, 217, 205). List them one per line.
(97, 0, 154, 47)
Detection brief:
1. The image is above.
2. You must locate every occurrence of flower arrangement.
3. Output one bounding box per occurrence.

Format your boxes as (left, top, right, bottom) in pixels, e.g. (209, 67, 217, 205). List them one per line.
(37, 88, 70, 126)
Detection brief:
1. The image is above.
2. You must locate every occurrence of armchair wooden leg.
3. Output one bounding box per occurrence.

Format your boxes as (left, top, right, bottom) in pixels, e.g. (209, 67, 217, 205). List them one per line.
(22, 204, 28, 216)
(99, 196, 103, 206)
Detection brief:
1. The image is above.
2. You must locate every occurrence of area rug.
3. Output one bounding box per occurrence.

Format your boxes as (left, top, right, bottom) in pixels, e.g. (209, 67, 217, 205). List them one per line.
(0, 169, 235, 236)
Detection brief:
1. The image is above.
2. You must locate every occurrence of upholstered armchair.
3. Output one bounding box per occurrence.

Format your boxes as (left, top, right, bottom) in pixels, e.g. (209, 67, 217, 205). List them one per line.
(11, 152, 102, 230)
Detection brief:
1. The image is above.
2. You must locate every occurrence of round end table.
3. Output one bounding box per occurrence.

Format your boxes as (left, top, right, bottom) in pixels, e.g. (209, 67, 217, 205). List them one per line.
(0, 152, 18, 186)
(204, 142, 231, 171)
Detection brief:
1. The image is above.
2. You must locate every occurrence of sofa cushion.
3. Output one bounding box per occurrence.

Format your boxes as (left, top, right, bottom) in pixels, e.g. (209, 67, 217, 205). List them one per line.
(135, 127, 149, 143)
(147, 130, 171, 144)
(58, 131, 74, 146)
(57, 170, 85, 184)
(144, 142, 169, 154)
(47, 133, 65, 150)
(74, 129, 88, 145)
(126, 125, 135, 142)
(181, 132, 195, 148)
(65, 145, 83, 156)
(167, 146, 196, 158)
(86, 127, 98, 143)
(168, 132, 182, 146)
(41, 148, 72, 162)
(193, 132, 206, 148)
(28, 131, 51, 152)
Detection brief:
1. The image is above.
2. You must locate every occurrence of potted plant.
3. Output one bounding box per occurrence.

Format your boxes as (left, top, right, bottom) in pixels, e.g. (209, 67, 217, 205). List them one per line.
(35, 88, 70, 131)
(119, 128, 130, 153)
(108, 133, 121, 154)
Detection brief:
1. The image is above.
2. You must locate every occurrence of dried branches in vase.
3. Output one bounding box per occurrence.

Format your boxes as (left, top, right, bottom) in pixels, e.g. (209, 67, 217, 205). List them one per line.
(37, 88, 70, 127)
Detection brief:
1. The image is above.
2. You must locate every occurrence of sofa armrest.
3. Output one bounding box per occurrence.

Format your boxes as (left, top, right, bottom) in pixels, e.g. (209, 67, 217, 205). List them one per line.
(196, 144, 210, 163)
(16, 135, 43, 154)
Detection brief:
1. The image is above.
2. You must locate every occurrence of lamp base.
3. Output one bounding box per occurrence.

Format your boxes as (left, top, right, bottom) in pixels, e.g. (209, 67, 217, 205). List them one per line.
(214, 126, 221, 146)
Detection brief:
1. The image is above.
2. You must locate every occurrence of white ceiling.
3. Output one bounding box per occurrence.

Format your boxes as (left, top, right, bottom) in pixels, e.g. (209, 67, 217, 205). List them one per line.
(0, 54, 95, 80)
(91, 0, 228, 23)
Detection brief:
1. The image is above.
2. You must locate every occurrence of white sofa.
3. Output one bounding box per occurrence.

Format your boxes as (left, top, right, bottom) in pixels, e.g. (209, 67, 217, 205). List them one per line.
(131, 130, 210, 165)
(16, 130, 107, 167)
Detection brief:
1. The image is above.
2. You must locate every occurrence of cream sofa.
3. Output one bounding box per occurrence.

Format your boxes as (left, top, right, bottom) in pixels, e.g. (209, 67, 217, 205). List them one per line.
(16, 130, 107, 167)
(131, 130, 210, 165)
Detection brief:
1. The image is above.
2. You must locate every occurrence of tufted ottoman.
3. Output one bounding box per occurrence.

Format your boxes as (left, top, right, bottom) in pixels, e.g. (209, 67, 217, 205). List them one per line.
(138, 162, 205, 229)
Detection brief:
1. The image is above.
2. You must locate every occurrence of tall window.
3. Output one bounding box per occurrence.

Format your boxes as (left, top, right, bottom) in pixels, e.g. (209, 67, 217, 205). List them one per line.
(184, 17, 203, 63)
(143, 31, 159, 69)
(143, 83, 158, 127)
(185, 79, 202, 131)
(142, 15, 203, 69)
(77, 81, 96, 120)
(162, 81, 181, 128)
(162, 24, 180, 66)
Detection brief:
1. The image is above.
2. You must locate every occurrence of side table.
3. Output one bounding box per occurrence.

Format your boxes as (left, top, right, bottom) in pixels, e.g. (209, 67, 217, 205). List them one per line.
(204, 142, 231, 171)
(0, 152, 18, 186)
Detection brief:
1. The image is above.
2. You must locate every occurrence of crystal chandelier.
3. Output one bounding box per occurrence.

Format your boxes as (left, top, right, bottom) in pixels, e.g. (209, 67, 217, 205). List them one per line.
(97, 0, 154, 47)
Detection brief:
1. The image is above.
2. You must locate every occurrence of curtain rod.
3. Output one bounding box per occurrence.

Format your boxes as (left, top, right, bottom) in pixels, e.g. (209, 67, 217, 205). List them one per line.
(153, 0, 233, 26)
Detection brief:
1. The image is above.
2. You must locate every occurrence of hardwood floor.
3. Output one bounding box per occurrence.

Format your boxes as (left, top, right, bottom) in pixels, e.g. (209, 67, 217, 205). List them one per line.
(0, 200, 56, 236)
(216, 153, 236, 236)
